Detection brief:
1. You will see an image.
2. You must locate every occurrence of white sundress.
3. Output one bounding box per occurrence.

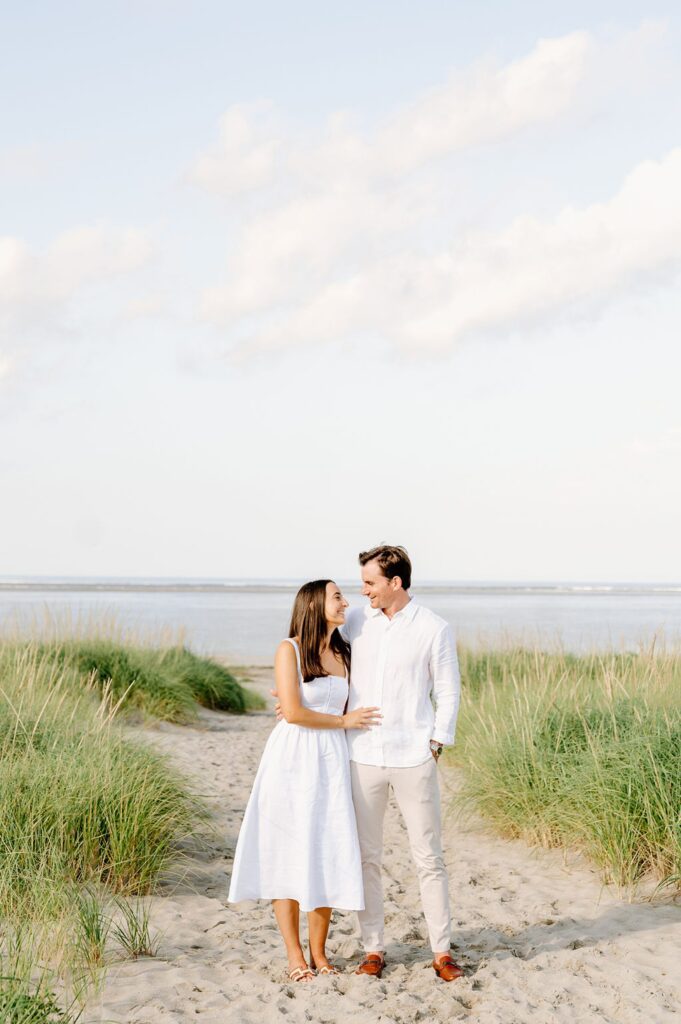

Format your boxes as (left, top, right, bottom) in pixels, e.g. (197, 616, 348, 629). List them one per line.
(228, 638, 365, 912)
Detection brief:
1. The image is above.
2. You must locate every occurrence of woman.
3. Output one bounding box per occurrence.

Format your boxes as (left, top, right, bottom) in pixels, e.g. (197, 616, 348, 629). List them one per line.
(228, 579, 381, 982)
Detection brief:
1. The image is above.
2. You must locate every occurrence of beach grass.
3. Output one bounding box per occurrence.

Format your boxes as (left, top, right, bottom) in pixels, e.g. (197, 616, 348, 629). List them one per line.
(452, 645, 681, 891)
(0, 630, 257, 928)
(0, 971, 81, 1024)
(109, 896, 158, 959)
(36, 638, 250, 721)
(0, 637, 236, 1017)
(0, 644, 202, 923)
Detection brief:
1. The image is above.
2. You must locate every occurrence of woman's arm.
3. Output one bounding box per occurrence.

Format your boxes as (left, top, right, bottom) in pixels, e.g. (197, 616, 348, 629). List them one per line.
(275, 642, 381, 730)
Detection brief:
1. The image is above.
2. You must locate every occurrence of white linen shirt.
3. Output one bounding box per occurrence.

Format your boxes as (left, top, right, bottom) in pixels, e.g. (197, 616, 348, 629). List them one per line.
(342, 600, 461, 768)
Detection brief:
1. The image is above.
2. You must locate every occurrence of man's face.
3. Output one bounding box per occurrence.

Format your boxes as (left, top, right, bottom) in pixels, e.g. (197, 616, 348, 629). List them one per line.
(361, 559, 397, 609)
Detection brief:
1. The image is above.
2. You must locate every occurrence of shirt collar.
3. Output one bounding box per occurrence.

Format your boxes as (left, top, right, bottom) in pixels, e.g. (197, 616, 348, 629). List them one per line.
(395, 598, 418, 621)
(368, 598, 418, 620)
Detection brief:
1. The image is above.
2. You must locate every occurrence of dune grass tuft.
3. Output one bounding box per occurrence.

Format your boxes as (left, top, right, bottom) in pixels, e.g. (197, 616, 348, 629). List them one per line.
(0, 632, 255, 1016)
(35, 639, 249, 721)
(453, 646, 681, 891)
(0, 978, 80, 1024)
(109, 896, 158, 959)
(0, 930, 83, 1023)
(0, 645, 201, 924)
(155, 646, 248, 712)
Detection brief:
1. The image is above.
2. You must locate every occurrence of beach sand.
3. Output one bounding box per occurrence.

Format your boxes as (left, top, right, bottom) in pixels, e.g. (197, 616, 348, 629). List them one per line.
(85, 669, 681, 1024)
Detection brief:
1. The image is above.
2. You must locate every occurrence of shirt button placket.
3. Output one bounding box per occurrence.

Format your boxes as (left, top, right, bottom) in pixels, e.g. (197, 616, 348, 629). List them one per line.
(376, 621, 390, 766)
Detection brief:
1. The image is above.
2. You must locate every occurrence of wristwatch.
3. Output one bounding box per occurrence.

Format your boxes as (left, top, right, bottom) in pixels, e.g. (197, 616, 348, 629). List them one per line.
(430, 740, 443, 757)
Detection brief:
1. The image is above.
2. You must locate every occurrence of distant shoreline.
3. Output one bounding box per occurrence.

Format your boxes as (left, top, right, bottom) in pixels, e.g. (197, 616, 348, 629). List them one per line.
(0, 579, 680, 597)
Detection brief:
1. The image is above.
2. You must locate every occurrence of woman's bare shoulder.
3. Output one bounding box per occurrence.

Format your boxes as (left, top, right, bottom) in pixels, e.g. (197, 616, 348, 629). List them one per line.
(275, 638, 299, 659)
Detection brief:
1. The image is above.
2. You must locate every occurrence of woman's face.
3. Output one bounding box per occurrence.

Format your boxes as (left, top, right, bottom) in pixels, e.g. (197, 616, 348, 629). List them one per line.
(324, 581, 349, 626)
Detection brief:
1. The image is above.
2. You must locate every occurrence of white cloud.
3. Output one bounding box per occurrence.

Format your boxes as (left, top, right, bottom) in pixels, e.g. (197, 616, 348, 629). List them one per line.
(187, 103, 280, 197)
(0, 224, 154, 383)
(0, 224, 153, 331)
(199, 145, 681, 355)
(371, 31, 594, 176)
(190, 32, 594, 197)
(201, 185, 421, 323)
(386, 148, 681, 351)
(192, 25, 677, 355)
(631, 428, 681, 456)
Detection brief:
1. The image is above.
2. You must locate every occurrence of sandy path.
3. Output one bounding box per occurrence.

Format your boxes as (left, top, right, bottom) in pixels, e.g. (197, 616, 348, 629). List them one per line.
(86, 671, 681, 1024)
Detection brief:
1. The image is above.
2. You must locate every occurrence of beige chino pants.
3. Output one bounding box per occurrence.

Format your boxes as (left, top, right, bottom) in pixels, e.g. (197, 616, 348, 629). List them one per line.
(350, 758, 451, 954)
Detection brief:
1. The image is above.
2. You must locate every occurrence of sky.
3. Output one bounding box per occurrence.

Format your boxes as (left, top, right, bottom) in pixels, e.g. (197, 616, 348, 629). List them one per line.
(1, 1, 680, 583)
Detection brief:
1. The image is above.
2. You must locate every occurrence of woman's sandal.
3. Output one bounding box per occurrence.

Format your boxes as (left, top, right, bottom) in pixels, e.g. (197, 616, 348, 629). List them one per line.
(309, 956, 340, 976)
(288, 966, 316, 983)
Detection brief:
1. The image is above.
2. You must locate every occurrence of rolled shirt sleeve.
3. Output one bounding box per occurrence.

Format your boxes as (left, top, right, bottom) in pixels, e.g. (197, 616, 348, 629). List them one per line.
(430, 624, 461, 746)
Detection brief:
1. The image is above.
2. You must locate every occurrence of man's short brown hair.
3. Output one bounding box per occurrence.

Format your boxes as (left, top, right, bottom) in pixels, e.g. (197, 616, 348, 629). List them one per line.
(358, 544, 412, 590)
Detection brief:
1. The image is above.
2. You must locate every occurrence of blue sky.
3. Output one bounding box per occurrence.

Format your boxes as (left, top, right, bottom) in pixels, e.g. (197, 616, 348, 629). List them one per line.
(2, 2, 680, 581)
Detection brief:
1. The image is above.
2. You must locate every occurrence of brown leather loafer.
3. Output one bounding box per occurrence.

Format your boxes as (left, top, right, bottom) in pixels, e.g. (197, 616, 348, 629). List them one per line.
(355, 954, 385, 977)
(433, 954, 464, 981)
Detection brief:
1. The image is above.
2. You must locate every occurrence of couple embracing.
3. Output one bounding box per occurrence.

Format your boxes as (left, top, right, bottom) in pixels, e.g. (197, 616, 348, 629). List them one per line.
(228, 544, 463, 984)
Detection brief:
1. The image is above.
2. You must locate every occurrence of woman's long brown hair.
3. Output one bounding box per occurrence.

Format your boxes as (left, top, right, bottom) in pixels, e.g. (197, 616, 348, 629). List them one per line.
(288, 579, 351, 683)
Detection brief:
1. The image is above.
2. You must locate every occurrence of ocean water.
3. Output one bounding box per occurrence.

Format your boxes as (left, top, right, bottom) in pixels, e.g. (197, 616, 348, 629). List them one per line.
(0, 578, 679, 664)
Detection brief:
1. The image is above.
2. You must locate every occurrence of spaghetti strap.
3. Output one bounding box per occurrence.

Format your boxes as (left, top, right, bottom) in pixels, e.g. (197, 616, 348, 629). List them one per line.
(283, 637, 303, 683)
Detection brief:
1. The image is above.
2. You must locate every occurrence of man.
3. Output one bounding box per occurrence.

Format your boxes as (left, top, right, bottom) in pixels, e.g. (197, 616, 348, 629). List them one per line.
(343, 544, 463, 982)
(272, 545, 463, 981)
